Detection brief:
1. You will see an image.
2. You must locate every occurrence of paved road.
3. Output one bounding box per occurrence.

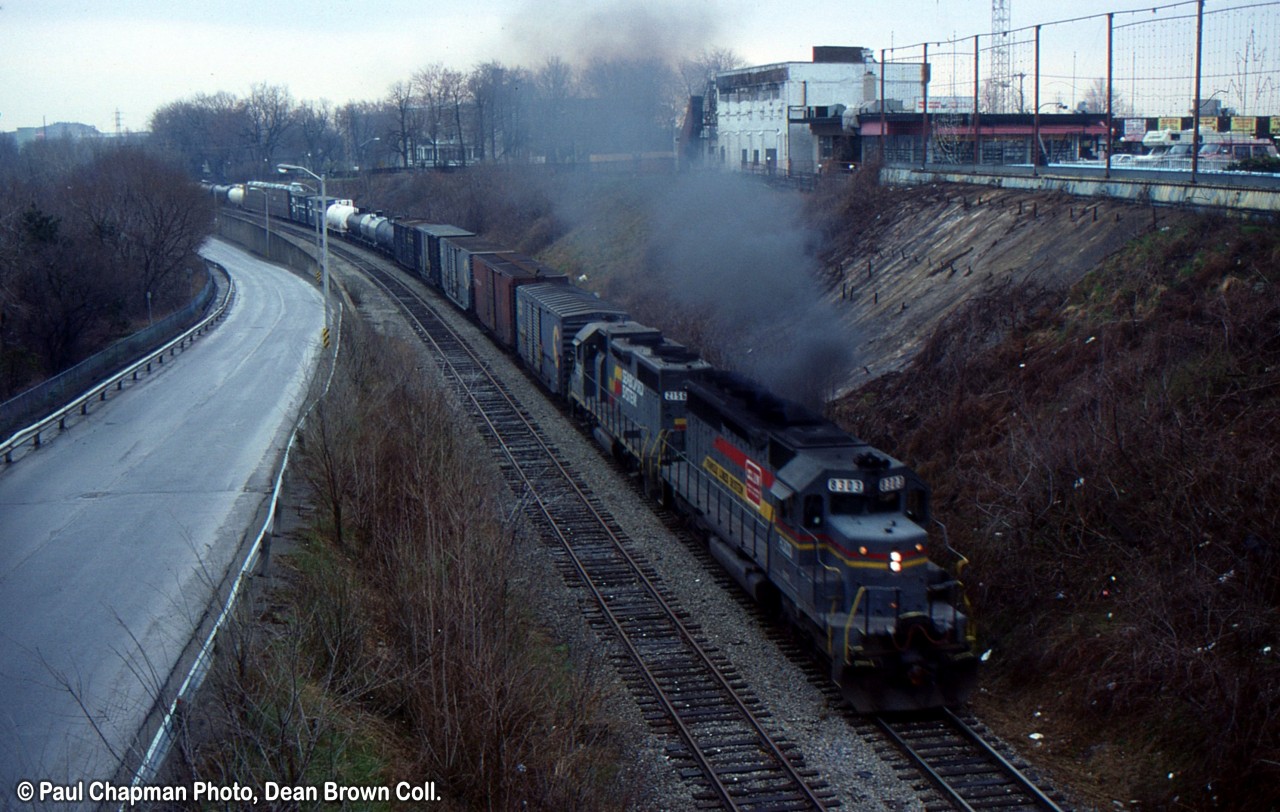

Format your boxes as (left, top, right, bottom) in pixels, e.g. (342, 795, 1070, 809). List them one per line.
(0, 240, 323, 804)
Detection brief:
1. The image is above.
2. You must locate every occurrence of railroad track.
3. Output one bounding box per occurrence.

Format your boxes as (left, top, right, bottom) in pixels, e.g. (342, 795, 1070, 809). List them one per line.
(313, 236, 837, 811)
(254, 217, 1073, 811)
(870, 709, 1069, 812)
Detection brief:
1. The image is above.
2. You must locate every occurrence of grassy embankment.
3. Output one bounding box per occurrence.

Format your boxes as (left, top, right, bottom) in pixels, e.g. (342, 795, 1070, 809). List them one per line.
(171, 319, 634, 810)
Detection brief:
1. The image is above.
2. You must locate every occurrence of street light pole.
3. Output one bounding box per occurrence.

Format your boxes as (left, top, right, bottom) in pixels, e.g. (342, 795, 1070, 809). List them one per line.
(277, 164, 330, 343)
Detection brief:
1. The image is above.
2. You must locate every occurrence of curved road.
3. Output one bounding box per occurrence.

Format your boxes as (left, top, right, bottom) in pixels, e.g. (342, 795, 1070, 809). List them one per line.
(0, 240, 323, 805)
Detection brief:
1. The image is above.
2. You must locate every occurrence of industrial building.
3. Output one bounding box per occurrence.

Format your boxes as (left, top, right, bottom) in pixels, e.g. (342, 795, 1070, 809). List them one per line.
(702, 47, 921, 175)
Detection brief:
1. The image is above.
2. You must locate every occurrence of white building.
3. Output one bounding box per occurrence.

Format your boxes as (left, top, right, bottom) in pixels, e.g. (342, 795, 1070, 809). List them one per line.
(710, 46, 921, 175)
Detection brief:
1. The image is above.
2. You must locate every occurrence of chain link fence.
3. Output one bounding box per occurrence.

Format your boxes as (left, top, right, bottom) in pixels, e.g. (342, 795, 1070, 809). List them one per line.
(0, 265, 218, 438)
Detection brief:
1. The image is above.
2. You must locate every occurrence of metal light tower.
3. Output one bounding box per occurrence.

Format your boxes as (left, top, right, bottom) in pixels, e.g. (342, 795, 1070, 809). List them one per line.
(991, 0, 1012, 113)
(277, 164, 330, 347)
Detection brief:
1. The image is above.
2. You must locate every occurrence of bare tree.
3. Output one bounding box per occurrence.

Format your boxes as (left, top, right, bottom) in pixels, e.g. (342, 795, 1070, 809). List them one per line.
(385, 80, 422, 168)
(335, 100, 383, 170)
(295, 100, 340, 174)
(149, 92, 251, 181)
(1081, 77, 1130, 116)
(678, 47, 744, 97)
(581, 55, 681, 154)
(71, 148, 212, 313)
(243, 83, 296, 174)
(439, 68, 469, 167)
(413, 63, 448, 168)
(532, 56, 578, 163)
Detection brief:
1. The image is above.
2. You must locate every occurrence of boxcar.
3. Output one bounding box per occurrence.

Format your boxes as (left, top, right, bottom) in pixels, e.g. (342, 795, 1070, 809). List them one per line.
(515, 283, 629, 397)
(392, 219, 430, 271)
(243, 183, 294, 222)
(439, 235, 506, 313)
(472, 253, 569, 350)
(414, 224, 475, 286)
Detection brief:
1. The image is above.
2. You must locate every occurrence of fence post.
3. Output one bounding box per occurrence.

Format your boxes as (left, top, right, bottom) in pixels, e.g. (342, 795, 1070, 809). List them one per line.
(922, 43, 930, 169)
(973, 35, 981, 165)
(1106, 12, 1114, 179)
(1191, 0, 1205, 182)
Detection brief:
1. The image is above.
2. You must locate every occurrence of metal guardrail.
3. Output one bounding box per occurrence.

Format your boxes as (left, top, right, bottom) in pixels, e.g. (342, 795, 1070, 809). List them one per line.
(0, 261, 235, 465)
(123, 299, 343, 798)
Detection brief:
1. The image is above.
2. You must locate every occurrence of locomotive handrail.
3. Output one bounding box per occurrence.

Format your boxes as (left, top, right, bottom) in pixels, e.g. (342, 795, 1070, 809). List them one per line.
(840, 586, 869, 663)
(1, 261, 234, 466)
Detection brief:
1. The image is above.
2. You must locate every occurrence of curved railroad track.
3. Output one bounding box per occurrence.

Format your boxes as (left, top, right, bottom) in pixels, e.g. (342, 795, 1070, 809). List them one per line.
(254, 215, 1075, 811)
(309, 231, 837, 811)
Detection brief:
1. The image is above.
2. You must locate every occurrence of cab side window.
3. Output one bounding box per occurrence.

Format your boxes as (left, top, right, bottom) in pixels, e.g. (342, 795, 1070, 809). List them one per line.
(803, 494, 824, 528)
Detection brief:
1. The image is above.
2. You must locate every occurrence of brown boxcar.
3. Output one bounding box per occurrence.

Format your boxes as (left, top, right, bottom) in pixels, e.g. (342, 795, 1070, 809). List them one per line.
(472, 253, 569, 349)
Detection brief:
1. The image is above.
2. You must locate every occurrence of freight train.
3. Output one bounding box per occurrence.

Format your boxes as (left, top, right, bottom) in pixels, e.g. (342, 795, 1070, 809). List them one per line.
(212, 179, 979, 712)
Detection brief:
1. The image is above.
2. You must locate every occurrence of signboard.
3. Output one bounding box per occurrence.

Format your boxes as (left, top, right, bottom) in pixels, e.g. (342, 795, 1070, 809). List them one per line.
(1122, 118, 1148, 142)
(1231, 116, 1257, 134)
(1199, 116, 1219, 133)
(1158, 116, 1181, 131)
(912, 96, 976, 113)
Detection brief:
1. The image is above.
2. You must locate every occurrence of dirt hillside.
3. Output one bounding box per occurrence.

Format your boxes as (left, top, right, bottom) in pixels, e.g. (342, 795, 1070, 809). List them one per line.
(815, 179, 1194, 384)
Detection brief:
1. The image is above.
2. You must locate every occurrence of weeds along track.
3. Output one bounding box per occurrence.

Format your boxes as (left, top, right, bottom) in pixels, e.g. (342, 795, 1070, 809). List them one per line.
(319, 240, 837, 811)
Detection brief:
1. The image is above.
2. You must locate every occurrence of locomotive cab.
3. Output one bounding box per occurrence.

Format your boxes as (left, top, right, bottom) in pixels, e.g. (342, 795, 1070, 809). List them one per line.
(569, 321, 711, 470)
(773, 451, 977, 712)
(673, 370, 977, 713)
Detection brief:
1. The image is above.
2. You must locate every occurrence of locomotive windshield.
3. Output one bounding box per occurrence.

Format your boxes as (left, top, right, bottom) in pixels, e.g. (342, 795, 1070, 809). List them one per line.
(830, 491, 901, 516)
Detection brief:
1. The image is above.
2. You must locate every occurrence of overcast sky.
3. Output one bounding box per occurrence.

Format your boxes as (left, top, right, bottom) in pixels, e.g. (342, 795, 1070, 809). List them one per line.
(0, 0, 1187, 133)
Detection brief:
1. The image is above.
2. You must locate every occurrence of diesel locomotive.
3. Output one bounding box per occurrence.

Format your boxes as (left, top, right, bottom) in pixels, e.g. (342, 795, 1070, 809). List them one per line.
(213, 179, 978, 712)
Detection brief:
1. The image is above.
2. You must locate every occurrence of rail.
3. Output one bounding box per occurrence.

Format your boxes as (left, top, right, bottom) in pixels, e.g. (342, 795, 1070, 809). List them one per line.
(0, 261, 234, 465)
(328, 235, 831, 811)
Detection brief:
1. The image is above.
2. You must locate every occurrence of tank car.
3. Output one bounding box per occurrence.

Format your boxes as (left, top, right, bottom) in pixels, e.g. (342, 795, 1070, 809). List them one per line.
(662, 370, 977, 712)
(325, 202, 359, 233)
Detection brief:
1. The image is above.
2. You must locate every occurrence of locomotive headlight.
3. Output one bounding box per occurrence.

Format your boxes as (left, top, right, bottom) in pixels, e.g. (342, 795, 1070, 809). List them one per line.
(889, 550, 903, 573)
